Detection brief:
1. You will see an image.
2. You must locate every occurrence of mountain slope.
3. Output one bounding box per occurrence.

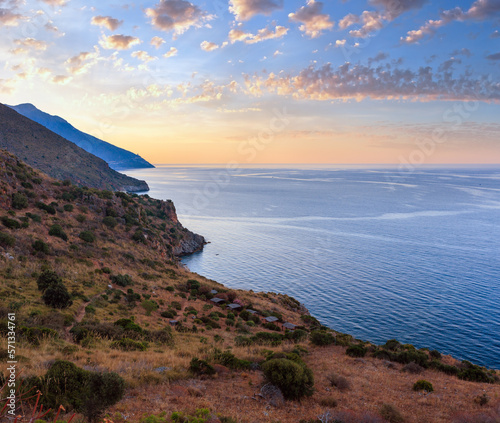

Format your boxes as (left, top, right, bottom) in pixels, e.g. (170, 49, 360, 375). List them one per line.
(0, 103, 149, 191)
(9, 103, 155, 171)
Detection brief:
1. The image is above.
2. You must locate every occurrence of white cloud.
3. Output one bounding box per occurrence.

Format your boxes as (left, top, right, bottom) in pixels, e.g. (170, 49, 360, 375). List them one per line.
(289, 0, 333, 38)
(99, 34, 141, 50)
(229, 0, 283, 21)
(91, 15, 123, 31)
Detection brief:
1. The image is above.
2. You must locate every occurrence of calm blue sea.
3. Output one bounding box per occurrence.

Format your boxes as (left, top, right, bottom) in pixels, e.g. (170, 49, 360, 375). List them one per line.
(126, 165, 500, 369)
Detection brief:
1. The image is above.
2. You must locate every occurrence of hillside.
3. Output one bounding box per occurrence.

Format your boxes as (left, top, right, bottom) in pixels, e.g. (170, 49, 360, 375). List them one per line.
(0, 103, 149, 191)
(0, 151, 498, 423)
(9, 103, 155, 171)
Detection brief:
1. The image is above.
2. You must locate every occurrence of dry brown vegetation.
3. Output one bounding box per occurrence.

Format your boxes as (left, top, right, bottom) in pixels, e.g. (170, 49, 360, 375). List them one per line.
(1, 151, 499, 423)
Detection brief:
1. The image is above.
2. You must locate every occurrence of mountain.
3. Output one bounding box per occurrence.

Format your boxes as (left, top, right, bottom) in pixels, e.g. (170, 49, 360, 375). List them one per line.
(9, 103, 155, 171)
(0, 103, 149, 191)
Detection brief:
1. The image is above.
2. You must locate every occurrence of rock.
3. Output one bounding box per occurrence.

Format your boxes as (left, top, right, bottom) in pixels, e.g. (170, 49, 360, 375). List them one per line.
(154, 366, 171, 373)
(260, 383, 284, 408)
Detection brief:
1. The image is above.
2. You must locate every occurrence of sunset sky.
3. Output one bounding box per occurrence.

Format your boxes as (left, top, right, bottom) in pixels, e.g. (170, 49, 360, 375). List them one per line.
(1, 0, 499, 164)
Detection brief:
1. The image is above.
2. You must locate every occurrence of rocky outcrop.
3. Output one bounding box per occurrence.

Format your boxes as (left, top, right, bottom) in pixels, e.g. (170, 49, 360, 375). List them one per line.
(173, 229, 206, 256)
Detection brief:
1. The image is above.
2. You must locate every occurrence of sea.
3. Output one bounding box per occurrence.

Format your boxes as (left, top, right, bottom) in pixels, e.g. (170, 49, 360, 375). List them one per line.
(125, 165, 500, 369)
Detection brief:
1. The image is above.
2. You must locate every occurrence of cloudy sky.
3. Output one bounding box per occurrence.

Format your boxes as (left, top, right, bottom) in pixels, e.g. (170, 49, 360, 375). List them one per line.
(1, 0, 499, 164)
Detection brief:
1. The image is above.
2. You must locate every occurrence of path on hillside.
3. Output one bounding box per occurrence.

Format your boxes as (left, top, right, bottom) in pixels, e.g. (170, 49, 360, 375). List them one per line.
(64, 292, 105, 342)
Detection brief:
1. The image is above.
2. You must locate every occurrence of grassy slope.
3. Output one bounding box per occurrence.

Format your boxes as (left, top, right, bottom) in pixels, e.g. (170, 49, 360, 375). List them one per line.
(0, 103, 149, 191)
(0, 150, 498, 423)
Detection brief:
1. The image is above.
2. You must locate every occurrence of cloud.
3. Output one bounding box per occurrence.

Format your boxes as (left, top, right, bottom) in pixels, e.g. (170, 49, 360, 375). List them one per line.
(491, 30, 500, 38)
(99, 34, 141, 50)
(229, 0, 283, 21)
(339, 0, 426, 38)
(273, 50, 283, 57)
(0, 9, 23, 26)
(91, 15, 123, 31)
(65, 49, 99, 74)
(438, 57, 461, 72)
(131, 50, 157, 62)
(13, 38, 48, 50)
(335, 39, 346, 47)
(228, 24, 288, 44)
(451, 48, 472, 57)
(163, 46, 178, 57)
(52, 75, 72, 84)
(402, 0, 500, 44)
(243, 62, 500, 102)
(150, 36, 165, 48)
(367, 51, 388, 65)
(288, 0, 333, 38)
(200, 41, 219, 51)
(146, 0, 213, 35)
(41, 0, 68, 5)
(486, 52, 500, 61)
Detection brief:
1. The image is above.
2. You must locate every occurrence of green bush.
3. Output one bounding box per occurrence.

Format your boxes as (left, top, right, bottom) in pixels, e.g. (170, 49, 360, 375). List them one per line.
(32, 239, 50, 254)
(346, 344, 367, 358)
(42, 283, 72, 309)
(79, 230, 96, 243)
(11, 192, 28, 209)
(189, 358, 215, 376)
(212, 350, 252, 370)
(37, 270, 62, 291)
(161, 310, 177, 319)
(36, 201, 56, 215)
(63, 204, 74, 212)
(132, 229, 146, 243)
(141, 300, 159, 316)
(457, 361, 496, 383)
(102, 216, 118, 229)
(412, 379, 433, 392)
(25, 360, 124, 423)
(261, 358, 314, 400)
(310, 330, 335, 346)
(114, 318, 144, 334)
(49, 224, 68, 241)
(1, 216, 21, 229)
(110, 274, 133, 287)
(0, 232, 15, 247)
(110, 338, 147, 351)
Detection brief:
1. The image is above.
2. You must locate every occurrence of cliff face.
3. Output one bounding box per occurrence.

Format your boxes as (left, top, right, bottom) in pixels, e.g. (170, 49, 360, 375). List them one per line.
(0, 103, 149, 192)
(0, 150, 203, 257)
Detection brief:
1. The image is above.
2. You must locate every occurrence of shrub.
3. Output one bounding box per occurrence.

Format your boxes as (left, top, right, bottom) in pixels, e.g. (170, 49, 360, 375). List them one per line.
(79, 230, 96, 243)
(32, 239, 50, 254)
(11, 192, 28, 209)
(110, 274, 133, 287)
(189, 358, 215, 376)
(346, 344, 367, 358)
(63, 204, 74, 212)
(212, 350, 252, 370)
(132, 229, 146, 243)
(80, 371, 125, 422)
(326, 372, 351, 391)
(161, 310, 177, 319)
(310, 330, 335, 346)
(413, 380, 433, 392)
(262, 358, 314, 400)
(429, 349, 442, 360)
(114, 318, 143, 334)
(42, 283, 72, 309)
(25, 360, 124, 423)
(102, 216, 118, 229)
(393, 350, 429, 367)
(37, 270, 62, 291)
(0, 232, 15, 247)
(141, 300, 159, 316)
(1, 216, 21, 229)
(76, 214, 86, 223)
(379, 404, 405, 423)
(110, 338, 147, 351)
(458, 361, 496, 384)
(49, 224, 68, 241)
(285, 329, 308, 343)
(36, 201, 56, 215)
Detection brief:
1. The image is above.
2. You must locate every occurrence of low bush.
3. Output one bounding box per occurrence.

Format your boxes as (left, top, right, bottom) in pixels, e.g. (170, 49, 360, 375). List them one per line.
(63, 204, 74, 212)
(402, 362, 424, 374)
(49, 224, 68, 241)
(261, 358, 314, 400)
(326, 372, 351, 391)
(310, 330, 335, 346)
(36, 201, 56, 215)
(102, 216, 118, 229)
(32, 239, 50, 254)
(1, 216, 21, 229)
(79, 230, 96, 243)
(413, 379, 433, 392)
(42, 282, 72, 309)
(161, 310, 177, 319)
(346, 344, 367, 358)
(110, 338, 147, 351)
(111, 274, 133, 287)
(458, 361, 497, 384)
(379, 404, 405, 423)
(212, 349, 252, 370)
(11, 192, 28, 209)
(37, 269, 62, 291)
(189, 358, 215, 376)
(0, 232, 15, 247)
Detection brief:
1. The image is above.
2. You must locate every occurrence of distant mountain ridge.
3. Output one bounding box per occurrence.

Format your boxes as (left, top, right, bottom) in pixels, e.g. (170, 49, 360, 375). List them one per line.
(0, 103, 149, 192)
(9, 103, 154, 171)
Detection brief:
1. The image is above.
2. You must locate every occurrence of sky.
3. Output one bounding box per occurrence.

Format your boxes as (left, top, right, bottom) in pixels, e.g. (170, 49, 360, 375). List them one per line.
(0, 0, 499, 165)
